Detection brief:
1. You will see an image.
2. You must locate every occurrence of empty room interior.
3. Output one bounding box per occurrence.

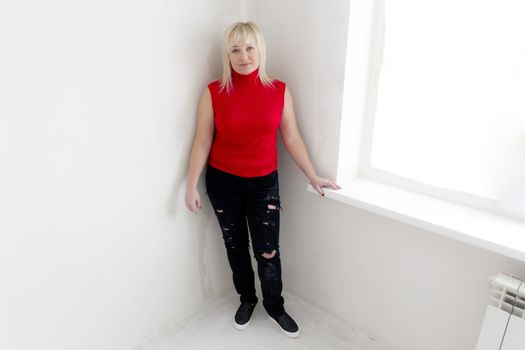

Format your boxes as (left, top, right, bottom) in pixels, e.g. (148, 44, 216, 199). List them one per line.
(2, 0, 525, 350)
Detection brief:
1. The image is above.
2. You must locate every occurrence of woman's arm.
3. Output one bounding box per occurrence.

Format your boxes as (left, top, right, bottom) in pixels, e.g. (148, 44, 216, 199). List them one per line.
(185, 87, 214, 214)
(279, 86, 341, 196)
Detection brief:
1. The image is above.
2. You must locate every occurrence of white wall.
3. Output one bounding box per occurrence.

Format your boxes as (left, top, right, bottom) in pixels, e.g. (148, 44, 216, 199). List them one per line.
(245, 1, 525, 350)
(0, 1, 238, 350)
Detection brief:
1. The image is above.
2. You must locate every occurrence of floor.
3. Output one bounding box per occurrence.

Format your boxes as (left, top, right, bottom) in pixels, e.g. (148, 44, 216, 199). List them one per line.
(133, 291, 388, 350)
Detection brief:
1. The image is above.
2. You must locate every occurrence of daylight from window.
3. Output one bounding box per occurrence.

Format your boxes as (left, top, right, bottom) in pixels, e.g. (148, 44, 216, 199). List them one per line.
(370, 0, 525, 205)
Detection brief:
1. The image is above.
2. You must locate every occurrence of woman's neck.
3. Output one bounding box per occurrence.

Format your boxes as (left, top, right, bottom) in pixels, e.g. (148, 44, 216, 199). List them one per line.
(231, 68, 259, 83)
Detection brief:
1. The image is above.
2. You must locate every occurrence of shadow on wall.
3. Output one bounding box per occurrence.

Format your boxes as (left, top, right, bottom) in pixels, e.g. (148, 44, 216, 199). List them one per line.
(166, 22, 223, 217)
(165, 21, 227, 302)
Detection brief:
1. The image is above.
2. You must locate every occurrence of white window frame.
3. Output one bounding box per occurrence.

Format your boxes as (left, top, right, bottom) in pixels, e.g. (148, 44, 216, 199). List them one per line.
(308, 0, 525, 263)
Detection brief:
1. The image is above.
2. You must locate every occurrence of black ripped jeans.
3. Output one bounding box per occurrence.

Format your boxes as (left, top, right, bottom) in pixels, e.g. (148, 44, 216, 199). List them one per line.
(205, 165, 285, 317)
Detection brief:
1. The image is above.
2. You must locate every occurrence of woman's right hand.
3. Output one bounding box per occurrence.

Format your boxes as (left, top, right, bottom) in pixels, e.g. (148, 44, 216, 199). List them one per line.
(185, 187, 202, 214)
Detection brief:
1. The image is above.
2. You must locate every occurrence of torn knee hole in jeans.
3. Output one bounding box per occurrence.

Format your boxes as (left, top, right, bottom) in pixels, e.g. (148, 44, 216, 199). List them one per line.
(261, 249, 277, 259)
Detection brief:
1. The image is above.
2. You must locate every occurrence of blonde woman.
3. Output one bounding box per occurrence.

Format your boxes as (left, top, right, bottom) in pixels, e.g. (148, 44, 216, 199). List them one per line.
(185, 21, 340, 338)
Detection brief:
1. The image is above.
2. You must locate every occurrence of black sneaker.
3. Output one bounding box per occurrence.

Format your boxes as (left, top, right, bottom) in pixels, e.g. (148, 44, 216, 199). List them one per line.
(267, 311, 300, 338)
(234, 302, 256, 330)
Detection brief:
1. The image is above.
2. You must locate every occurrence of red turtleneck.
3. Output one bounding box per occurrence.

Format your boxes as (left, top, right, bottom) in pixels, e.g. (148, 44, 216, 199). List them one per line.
(207, 68, 286, 177)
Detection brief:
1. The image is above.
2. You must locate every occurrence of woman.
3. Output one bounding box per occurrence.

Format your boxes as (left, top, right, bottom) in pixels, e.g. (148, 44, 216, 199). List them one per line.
(184, 21, 340, 338)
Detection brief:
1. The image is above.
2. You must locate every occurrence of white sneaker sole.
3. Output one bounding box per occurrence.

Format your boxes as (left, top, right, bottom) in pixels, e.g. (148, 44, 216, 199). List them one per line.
(267, 315, 300, 339)
(234, 320, 250, 330)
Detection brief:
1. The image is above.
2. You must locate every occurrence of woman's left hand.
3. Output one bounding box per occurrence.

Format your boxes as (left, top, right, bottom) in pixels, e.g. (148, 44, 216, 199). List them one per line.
(309, 175, 342, 197)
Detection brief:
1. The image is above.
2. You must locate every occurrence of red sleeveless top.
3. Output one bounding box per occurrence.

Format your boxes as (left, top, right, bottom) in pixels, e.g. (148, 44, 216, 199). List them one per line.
(207, 68, 286, 177)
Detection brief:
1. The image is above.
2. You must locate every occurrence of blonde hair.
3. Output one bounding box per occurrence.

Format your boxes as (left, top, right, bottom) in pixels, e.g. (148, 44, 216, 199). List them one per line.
(220, 21, 274, 93)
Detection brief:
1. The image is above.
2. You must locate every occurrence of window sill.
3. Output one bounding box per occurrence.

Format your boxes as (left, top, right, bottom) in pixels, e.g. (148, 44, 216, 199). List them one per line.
(307, 178, 525, 263)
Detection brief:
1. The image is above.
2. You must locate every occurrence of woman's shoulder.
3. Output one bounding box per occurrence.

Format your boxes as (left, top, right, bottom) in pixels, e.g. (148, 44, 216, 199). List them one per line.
(207, 78, 221, 88)
(206, 79, 222, 95)
(268, 78, 286, 94)
(269, 77, 285, 86)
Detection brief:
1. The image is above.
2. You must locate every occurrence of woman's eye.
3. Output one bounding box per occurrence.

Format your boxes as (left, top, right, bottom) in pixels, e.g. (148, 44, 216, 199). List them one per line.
(247, 47, 254, 51)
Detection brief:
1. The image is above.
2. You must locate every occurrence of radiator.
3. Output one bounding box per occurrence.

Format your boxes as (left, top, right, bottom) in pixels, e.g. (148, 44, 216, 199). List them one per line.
(476, 273, 525, 350)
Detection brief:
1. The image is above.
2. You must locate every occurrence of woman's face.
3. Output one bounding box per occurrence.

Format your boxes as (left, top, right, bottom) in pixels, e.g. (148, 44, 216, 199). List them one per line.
(228, 42, 259, 75)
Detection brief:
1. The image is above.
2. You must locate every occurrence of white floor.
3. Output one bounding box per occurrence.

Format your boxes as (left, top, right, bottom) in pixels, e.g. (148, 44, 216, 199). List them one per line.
(133, 291, 388, 350)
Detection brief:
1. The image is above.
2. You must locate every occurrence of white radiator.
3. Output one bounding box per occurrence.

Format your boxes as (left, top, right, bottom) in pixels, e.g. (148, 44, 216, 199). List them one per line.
(476, 273, 525, 350)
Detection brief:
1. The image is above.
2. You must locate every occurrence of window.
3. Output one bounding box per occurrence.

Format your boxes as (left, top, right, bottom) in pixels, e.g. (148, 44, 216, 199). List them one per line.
(339, 0, 525, 222)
